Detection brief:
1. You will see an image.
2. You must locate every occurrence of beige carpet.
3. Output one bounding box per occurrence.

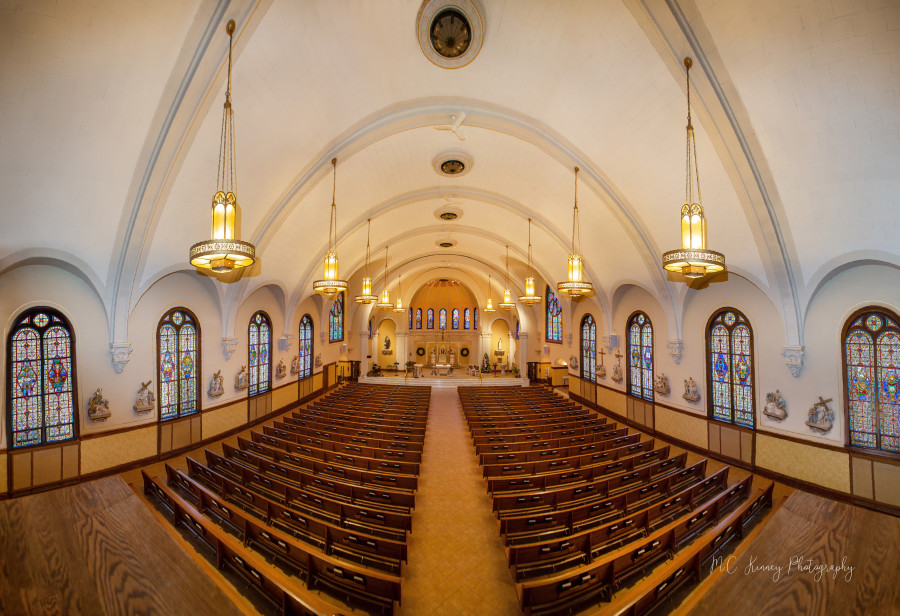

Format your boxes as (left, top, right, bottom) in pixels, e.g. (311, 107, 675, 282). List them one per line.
(398, 386, 521, 615)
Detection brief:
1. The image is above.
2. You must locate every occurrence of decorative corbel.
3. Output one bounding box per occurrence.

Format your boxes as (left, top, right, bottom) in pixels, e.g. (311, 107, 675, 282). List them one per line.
(110, 342, 132, 374)
(667, 339, 683, 364)
(781, 346, 804, 377)
(222, 337, 238, 360)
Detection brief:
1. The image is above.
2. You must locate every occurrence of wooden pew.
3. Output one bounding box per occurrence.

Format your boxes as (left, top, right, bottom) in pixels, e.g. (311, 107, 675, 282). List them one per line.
(271, 418, 425, 452)
(143, 470, 399, 616)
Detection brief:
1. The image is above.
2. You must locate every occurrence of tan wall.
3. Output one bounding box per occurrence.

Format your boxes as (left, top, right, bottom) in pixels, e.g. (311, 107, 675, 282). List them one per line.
(313, 371, 323, 391)
(756, 433, 850, 493)
(0, 453, 6, 492)
(596, 385, 626, 416)
(654, 406, 709, 449)
(873, 462, 900, 508)
(202, 401, 247, 440)
(569, 375, 582, 398)
(80, 426, 157, 475)
(273, 383, 298, 411)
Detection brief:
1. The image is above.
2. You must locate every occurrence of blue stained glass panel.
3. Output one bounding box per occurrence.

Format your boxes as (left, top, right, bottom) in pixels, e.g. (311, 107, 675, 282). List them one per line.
(546, 286, 562, 343)
(427, 309, 434, 329)
(464, 308, 470, 330)
(452, 309, 459, 330)
(329, 293, 344, 342)
(581, 315, 596, 383)
(416, 308, 422, 329)
(439, 309, 447, 330)
(299, 315, 313, 379)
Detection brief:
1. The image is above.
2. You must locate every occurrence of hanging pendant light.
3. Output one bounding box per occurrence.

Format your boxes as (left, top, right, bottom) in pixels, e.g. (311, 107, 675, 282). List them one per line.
(519, 218, 542, 305)
(375, 246, 394, 309)
(556, 167, 594, 299)
(190, 20, 256, 273)
(313, 158, 349, 298)
(662, 57, 726, 280)
(393, 275, 405, 312)
(499, 245, 516, 309)
(484, 275, 496, 313)
(355, 218, 378, 304)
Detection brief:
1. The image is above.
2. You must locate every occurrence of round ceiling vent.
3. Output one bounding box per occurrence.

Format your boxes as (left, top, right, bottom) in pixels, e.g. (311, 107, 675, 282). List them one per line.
(416, 0, 484, 69)
(433, 151, 472, 177)
(434, 204, 463, 221)
(436, 239, 457, 248)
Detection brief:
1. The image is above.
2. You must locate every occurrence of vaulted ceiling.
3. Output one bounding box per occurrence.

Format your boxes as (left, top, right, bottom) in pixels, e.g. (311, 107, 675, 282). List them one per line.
(3, 0, 898, 346)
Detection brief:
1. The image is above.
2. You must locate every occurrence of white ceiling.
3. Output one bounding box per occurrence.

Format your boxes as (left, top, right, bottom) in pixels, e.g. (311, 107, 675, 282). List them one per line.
(2, 0, 898, 345)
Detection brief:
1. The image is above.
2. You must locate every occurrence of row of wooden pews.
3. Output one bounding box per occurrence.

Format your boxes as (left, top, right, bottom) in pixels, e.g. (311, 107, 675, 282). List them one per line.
(144, 383, 431, 615)
(459, 386, 774, 616)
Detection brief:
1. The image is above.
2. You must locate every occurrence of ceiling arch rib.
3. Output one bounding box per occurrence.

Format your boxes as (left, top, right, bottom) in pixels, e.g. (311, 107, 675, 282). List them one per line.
(225, 99, 680, 338)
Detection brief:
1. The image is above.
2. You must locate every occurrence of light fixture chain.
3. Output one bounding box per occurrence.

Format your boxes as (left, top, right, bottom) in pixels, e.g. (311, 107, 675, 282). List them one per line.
(329, 159, 337, 252)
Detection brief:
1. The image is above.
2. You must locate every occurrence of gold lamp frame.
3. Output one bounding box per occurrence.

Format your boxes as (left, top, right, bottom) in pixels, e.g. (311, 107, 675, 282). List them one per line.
(313, 158, 349, 298)
(556, 167, 594, 299)
(355, 218, 378, 304)
(518, 218, 542, 304)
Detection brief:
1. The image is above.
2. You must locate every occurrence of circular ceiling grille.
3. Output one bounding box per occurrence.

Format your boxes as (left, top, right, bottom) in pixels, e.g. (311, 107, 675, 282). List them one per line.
(440, 159, 465, 175)
(416, 0, 484, 69)
(430, 9, 471, 58)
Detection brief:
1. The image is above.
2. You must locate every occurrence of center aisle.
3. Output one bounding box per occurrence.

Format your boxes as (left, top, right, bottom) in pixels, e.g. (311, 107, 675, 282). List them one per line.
(398, 387, 521, 615)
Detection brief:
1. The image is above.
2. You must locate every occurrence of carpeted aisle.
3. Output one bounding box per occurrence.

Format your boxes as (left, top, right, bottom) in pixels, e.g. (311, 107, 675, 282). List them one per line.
(398, 387, 521, 615)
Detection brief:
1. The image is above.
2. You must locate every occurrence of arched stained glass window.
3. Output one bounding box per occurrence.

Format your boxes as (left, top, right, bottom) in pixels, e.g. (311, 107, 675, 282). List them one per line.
(427, 308, 434, 329)
(581, 314, 596, 383)
(707, 308, 754, 428)
(546, 285, 562, 343)
(249, 311, 272, 396)
(474, 308, 479, 330)
(439, 309, 447, 329)
(408, 307, 413, 329)
(463, 308, 470, 330)
(516, 320, 520, 340)
(329, 292, 344, 342)
(158, 308, 199, 421)
(299, 314, 313, 380)
(416, 308, 422, 329)
(627, 312, 653, 401)
(452, 309, 460, 329)
(844, 308, 900, 453)
(8, 308, 77, 448)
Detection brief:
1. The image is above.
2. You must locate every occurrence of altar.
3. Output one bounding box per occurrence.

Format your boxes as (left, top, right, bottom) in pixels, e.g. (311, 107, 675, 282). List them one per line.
(432, 363, 452, 376)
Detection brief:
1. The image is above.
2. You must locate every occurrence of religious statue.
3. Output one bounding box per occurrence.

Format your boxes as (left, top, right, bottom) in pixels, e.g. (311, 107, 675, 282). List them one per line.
(384, 335, 391, 350)
(290, 355, 300, 376)
(569, 355, 578, 371)
(234, 365, 249, 391)
(596, 363, 606, 379)
(430, 349, 436, 366)
(654, 373, 670, 395)
(682, 377, 701, 403)
(314, 354, 322, 368)
(611, 353, 623, 382)
(449, 349, 456, 366)
(276, 359, 287, 379)
(208, 370, 225, 398)
(498, 339, 502, 350)
(133, 381, 155, 414)
(88, 387, 111, 422)
(763, 390, 787, 421)
(805, 396, 834, 434)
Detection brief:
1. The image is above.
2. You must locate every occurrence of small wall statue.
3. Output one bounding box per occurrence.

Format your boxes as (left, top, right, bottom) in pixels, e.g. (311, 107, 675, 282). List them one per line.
(763, 390, 788, 421)
(805, 396, 834, 434)
(276, 359, 287, 379)
(133, 381, 155, 414)
(611, 353, 623, 383)
(290, 355, 300, 376)
(569, 356, 579, 371)
(234, 365, 249, 391)
(314, 354, 322, 368)
(597, 349, 607, 379)
(682, 377, 701, 403)
(87, 388, 111, 422)
(654, 373, 670, 396)
(208, 370, 225, 398)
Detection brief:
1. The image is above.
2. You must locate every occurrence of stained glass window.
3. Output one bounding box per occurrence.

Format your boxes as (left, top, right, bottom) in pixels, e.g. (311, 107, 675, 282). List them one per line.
(708, 309, 754, 428)
(408, 307, 413, 329)
(546, 285, 562, 343)
(9, 309, 77, 448)
(299, 314, 313, 380)
(452, 309, 460, 329)
(249, 311, 272, 396)
(627, 312, 653, 401)
(844, 309, 900, 453)
(516, 320, 520, 340)
(581, 314, 596, 383)
(416, 308, 422, 329)
(427, 308, 434, 329)
(439, 309, 447, 330)
(329, 292, 344, 342)
(158, 309, 199, 421)
(474, 308, 479, 330)
(464, 308, 470, 329)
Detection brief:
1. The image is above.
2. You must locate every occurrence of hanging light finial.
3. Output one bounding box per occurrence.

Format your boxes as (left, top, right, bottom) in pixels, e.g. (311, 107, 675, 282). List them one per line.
(484, 274, 496, 312)
(393, 274, 405, 312)
(662, 57, 726, 280)
(376, 245, 394, 309)
(519, 218, 542, 304)
(190, 19, 256, 274)
(557, 166, 594, 299)
(313, 158, 349, 297)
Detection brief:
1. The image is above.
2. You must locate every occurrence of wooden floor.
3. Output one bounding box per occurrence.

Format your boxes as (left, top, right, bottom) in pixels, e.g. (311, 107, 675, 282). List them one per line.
(678, 490, 900, 616)
(0, 475, 245, 616)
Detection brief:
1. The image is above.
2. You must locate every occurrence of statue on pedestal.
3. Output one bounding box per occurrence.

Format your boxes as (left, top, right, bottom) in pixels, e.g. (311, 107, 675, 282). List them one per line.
(208, 370, 225, 398)
(276, 359, 287, 379)
(235, 366, 249, 391)
(805, 396, 834, 434)
(88, 388, 111, 422)
(763, 390, 787, 421)
(682, 377, 700, 403)
(133, 381, 155, 414)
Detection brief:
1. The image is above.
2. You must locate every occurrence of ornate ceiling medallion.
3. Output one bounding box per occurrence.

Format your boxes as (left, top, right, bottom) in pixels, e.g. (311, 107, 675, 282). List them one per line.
(417, 0, 484, 69)
(433, 204, 463, 221)
(433, 150, 473, 178)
